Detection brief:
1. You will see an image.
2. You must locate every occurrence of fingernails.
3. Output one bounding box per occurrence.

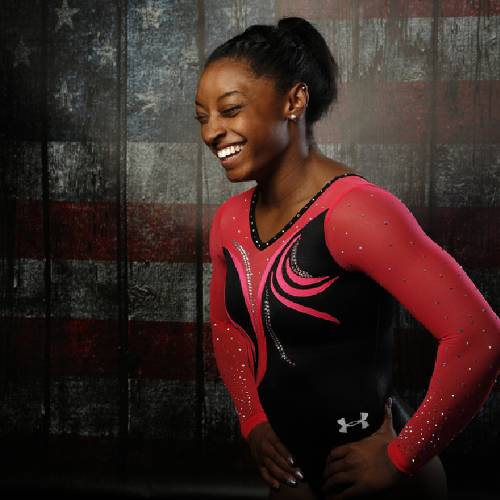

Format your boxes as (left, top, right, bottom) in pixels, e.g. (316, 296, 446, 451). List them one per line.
(386, 396, 393, 408)
(287, 477, 297, 486)
(295, 470, 304, 480)
(288, 456, 295, 465)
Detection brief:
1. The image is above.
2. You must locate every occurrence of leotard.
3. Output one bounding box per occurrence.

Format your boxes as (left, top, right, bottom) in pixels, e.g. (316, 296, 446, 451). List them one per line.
(208, 172, 500, 495)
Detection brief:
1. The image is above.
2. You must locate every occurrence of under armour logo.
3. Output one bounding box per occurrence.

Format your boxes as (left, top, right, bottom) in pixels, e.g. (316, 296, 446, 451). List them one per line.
(337, 412, 369, 433)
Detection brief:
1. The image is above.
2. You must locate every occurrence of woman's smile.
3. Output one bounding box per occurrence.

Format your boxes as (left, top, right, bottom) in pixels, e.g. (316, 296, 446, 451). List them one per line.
(218, 142, 246, 167)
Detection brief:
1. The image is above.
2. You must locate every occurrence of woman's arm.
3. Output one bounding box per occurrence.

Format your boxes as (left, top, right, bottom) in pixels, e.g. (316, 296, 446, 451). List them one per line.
(209, 205, 269, 439)
(324, 181, 500, 476)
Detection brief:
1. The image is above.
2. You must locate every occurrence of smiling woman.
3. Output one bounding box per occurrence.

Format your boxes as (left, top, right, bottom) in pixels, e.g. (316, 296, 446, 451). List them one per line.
(195, 55, 302, 184)
(194, 16, 500, 500)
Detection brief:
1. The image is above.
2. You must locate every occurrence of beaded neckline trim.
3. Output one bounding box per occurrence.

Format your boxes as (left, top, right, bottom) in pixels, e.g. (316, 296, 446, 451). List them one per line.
(249, 172, 365, 251)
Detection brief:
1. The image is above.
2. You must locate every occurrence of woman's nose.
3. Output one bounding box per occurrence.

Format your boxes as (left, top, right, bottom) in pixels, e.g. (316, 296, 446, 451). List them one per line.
(203, 116, 226, 144)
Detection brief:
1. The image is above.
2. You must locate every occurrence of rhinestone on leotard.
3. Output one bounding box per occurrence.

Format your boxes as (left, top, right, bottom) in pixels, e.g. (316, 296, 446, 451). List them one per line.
(233, 240, 255, 314)
(249, 172, 365, 250)
(290, 238, 313, 278)
(263, 287, 296, 367)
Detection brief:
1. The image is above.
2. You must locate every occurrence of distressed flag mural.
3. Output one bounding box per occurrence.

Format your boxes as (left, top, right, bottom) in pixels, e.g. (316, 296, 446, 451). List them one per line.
(0, 0, 499, 491)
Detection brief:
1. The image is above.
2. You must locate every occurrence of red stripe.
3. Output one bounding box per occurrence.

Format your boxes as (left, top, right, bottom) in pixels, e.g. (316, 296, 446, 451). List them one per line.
(7, 318, 217, 380)
(320, 81, 500, 144)
(128, 320, 216, 380)
(440, 0, 500, 17)
(435, 81, 500, 143)
(278, 0, 500, 19)
(6, 202, 499, 267)
(5, 201, 215, 262)
(278, 0, 431, 18)
(430, 207, 500, 269)
(6, 200, 118, 261)
(127, 203, 203, 262)
(9, 318, 499, 393)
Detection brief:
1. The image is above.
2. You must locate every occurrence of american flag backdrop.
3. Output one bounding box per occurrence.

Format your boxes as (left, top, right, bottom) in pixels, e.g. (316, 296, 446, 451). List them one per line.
(0, 0, 499, 485)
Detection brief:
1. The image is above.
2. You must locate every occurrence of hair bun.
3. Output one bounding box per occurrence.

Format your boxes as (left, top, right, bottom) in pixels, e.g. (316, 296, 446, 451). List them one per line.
(277, 16, 310, 33)
(277, 16, 311, 49)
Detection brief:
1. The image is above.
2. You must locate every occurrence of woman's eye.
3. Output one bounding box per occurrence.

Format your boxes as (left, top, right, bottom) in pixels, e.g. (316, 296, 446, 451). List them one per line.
(222, 106, 240, 115)
(194, 106, 240, 124)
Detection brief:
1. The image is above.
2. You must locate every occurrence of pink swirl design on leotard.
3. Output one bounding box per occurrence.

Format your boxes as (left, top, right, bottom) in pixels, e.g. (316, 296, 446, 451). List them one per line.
(279, 248, 339, 297)
(270, 233, 341, 323)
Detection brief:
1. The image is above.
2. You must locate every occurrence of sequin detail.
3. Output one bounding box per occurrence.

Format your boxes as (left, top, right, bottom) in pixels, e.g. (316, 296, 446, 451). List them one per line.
(249, 172, 365, 250)
(233, 240, 255, 314)
(290, 238, 313, 278)
(263, 287, 296, 367)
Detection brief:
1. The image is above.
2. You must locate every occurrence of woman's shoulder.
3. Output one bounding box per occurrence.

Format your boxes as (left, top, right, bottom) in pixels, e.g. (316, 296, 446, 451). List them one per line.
(315, 159, 397, 202)
(313, 157, 371, 193)
(211, 184, 256, 229)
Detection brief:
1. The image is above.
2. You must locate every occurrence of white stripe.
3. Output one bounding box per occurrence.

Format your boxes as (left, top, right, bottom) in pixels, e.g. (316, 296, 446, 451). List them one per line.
(0, 259, 210, 322)
(5, 142, 499, 207)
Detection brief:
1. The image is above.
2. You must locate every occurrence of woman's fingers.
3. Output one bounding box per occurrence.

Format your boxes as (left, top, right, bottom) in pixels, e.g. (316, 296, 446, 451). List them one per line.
(269, 442, 303, 477)
(270, 435, 295, 465)
(260, 465, 280, 490)
(263, 454, 299, 486)
(327, 444, 350, 462)
(249, 423, 303, 489)
(323, 456, 352, 479)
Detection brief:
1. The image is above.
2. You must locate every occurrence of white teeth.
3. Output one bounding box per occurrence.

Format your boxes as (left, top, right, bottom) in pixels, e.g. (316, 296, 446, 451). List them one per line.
(217, 143, 243, 158)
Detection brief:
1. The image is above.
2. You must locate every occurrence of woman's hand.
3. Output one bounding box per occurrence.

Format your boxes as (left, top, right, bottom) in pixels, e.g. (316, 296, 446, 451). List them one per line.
(247, 421, 304, 491)
(322, 398, 404, 499)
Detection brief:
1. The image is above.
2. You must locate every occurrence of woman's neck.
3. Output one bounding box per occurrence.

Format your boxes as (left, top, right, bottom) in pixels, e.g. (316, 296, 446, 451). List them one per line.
(255, 141, 330, 210)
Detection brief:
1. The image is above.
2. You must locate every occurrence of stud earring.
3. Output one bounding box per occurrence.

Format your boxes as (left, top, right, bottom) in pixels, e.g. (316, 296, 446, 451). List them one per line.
(289, 114, 297, 121)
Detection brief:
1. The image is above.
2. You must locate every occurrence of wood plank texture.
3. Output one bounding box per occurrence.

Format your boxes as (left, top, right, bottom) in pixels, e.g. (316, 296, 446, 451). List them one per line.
(0, 0, 498, 466)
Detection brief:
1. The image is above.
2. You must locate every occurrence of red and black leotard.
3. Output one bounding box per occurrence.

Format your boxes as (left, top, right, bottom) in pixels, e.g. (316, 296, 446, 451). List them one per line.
(208, 172, 500, 492)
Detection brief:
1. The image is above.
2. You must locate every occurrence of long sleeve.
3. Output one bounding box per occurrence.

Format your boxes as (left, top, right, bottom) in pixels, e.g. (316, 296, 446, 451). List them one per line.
(324, 181, 500, 476)
(209, 206, 269, 439)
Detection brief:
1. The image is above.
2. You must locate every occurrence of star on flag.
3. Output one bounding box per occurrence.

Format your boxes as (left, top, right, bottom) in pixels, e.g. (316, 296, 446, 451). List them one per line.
(136, 1, 165, 30)
(13, 37, 32, 67)
(55, 0, 80, 31)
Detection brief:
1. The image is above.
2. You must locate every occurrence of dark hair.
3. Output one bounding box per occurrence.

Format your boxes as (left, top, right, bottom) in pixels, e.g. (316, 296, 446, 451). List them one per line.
(203, 16, 339, 143)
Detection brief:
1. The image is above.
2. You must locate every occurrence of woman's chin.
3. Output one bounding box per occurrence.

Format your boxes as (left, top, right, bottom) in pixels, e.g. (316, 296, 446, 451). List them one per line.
(224, 165, 252, 183)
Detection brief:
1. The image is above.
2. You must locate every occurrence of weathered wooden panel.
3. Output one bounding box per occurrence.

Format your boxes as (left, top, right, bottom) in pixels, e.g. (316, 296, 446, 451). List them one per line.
(0, 0, 46, 436)
(358, 17, 433, 81)
(1, 0, 498, 478)
(0, 1, 44, 141)
(48, 142, 118, 202)
(316, 81, 500, 144)
(46, 1, 120, 141)
(127, 143, 198, 203)
(46, 0, 120, 437)
(50, 376, 119, 436)
(439, 15, 500, 81)
(128, 262, 205, 322)
(127, 0, 200, 142)
(129, 379, 197, 440)
(278, 0, 500, 19)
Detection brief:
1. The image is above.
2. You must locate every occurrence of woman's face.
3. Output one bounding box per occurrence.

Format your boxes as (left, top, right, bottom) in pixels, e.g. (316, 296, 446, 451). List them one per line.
(195, 58, 291, 182)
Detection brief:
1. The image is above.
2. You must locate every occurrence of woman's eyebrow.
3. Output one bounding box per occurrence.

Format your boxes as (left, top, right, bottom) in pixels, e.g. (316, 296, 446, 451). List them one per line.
(195, 90, 245, 107)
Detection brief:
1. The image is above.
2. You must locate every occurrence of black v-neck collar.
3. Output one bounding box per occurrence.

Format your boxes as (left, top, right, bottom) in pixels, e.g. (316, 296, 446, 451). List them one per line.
(249, 172, 365, 251)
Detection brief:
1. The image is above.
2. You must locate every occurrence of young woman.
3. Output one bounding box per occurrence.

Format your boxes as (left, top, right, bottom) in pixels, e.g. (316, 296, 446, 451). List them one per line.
(194, 16, 500, 500)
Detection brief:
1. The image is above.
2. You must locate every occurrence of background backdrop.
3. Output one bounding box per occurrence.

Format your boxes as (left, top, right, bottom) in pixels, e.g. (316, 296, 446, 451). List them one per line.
(1, 0, 499, 497)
